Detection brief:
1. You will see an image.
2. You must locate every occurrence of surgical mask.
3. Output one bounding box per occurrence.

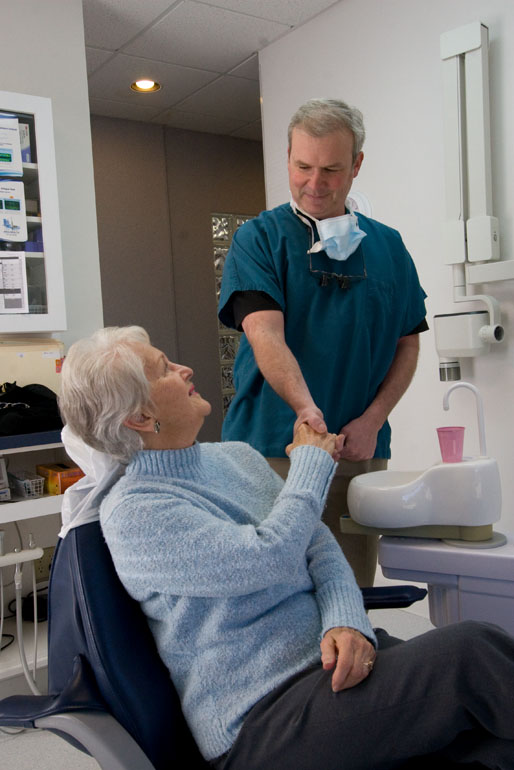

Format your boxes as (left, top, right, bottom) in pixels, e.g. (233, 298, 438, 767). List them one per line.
(291, 199, 367, 262)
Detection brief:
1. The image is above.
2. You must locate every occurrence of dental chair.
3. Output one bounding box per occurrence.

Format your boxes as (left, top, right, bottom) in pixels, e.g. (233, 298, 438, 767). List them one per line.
(0, 520, 426, 770)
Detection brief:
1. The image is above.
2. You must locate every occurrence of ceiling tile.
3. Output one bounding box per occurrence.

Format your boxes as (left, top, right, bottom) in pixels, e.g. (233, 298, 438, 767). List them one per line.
(82, 0, 178, 51)
(123, 1, 289, 72)
(85, 46, 113, 75)
(177, 76, 261, 122)
(157, 108, 248, 135)
(83, 0, 340, 137)
(89, 98, 163, 122)
(228, 54, 259, 81)
(230, 120, 263, 141)
(88, 53, 218, 108)
(194, 0, 338, 26)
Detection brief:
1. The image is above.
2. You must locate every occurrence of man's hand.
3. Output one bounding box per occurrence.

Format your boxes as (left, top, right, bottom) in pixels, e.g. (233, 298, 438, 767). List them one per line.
(336, 334, 420, 462)
(286, 423, 337, 458)
(337, 413, 380, 462)
(321, 627, 376, 692)
(336, 334, 421, 462)
(294, 405, 327, 434)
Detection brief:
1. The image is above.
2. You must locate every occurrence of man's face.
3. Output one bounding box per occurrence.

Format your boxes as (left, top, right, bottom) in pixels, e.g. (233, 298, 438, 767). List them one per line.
(287, 127, 363, 220)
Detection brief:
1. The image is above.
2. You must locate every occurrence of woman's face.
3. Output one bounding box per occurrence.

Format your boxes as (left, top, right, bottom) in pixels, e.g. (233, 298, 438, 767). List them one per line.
(135, 343, 212, 448)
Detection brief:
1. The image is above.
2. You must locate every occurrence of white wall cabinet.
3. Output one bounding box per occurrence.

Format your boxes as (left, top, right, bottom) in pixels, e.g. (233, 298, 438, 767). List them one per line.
(0, 435, 65, 692)
(0, 90, 66, 332)
(0, 433, 65, 525)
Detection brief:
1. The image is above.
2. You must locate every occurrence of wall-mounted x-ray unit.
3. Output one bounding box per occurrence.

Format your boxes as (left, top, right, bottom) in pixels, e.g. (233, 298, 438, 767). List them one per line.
(434, 22, 514, 381)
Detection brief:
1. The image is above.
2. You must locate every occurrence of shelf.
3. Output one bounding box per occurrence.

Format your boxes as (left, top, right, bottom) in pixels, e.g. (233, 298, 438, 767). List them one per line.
(0, 442, 62, 456)
(26, 215, 42, 231)
(0, 493, 63, 524)
(24, 250, 44, 258)
(0, 431, 63, 453)
(0, 435, 65, 523)
(22, 162, 38, 184)
(0, 164, 37, 182)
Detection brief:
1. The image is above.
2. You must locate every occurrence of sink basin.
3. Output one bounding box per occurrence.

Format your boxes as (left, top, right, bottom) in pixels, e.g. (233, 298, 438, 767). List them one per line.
(347, 458, 501, 528)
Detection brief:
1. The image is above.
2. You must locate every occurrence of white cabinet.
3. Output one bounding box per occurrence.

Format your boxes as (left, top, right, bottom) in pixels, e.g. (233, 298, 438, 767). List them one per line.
(0, 434, 64, 692)
(0, 90, 66, 332)
(0, 432, 65, 525)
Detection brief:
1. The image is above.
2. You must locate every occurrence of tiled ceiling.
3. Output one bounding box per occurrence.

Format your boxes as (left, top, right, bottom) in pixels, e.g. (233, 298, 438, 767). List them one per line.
(83, 0, 339, 140)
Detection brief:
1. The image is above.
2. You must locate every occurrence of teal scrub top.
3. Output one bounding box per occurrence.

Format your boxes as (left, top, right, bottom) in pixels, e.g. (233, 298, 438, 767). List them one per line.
(218, 203, 427, 459)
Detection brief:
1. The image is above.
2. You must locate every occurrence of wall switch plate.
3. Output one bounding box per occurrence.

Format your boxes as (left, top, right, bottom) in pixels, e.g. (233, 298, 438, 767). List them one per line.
(0, 457, 8, 488)
(34, 546, 55, 582)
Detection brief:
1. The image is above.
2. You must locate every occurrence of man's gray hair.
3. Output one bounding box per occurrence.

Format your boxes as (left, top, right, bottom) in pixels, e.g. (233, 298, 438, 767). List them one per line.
(288, 99, 365, 160)
(59, 326, 152, 463)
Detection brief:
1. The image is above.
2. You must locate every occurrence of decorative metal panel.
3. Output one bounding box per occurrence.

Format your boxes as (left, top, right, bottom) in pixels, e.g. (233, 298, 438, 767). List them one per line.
(212, 213, 254, 415)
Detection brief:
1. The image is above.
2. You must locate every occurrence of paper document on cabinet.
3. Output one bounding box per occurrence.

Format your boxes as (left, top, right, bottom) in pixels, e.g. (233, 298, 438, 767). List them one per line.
(0, 252, 28, 313)
(0, 180, 27, 242)
(0, 117, 23, 178)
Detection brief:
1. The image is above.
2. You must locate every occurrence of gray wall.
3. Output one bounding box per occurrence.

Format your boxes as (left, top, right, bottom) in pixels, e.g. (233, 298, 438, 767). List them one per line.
(91, 116, 265, 441)
(91, 117, 176, 357)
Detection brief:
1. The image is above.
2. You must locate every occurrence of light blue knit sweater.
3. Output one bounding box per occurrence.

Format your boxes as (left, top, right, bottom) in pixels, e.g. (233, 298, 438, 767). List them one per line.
(100, 441, 376, 760)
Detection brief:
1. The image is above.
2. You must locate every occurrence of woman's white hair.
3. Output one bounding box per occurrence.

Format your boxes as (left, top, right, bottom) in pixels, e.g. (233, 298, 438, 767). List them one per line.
(59, 326, 152, 463)
(288, 99, 365, 161)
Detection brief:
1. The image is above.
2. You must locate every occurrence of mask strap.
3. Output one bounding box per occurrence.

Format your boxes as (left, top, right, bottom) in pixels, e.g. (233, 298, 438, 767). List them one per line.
(290, 199, 358, 254)
(290, 199, 322, 252)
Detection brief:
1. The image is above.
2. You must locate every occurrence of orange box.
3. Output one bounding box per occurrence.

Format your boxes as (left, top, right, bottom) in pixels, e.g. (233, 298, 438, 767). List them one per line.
(36, 463, 85, 495)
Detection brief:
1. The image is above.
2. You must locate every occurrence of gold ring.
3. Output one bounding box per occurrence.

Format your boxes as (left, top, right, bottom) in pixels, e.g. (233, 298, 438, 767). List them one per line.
(363, 660, 374, 670)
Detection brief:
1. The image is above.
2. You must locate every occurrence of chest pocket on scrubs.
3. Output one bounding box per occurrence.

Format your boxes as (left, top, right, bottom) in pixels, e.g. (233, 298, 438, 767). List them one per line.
(365, 276, 396, 343)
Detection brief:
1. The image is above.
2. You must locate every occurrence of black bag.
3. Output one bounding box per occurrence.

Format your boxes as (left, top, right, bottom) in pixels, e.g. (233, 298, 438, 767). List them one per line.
(0, 382, 63, 436)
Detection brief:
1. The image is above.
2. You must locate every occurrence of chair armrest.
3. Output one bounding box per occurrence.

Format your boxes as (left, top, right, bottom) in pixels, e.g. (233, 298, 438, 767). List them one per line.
(36, 710, 157, 770)
(361, 585, 427, 610)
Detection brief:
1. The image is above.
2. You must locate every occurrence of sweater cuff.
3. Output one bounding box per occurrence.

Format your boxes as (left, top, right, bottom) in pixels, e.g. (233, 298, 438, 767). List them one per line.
(285, 445, 336, 503)
(316, 582, 377, 647)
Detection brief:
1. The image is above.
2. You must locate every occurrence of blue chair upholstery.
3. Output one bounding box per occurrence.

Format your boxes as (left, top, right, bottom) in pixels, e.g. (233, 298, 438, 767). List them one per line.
(0, 521, 208, 770)
(0, 521, 426, 770)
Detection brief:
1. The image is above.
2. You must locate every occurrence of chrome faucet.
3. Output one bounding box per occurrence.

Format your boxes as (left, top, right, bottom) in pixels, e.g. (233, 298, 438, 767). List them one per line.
(443, 382, 487, 456)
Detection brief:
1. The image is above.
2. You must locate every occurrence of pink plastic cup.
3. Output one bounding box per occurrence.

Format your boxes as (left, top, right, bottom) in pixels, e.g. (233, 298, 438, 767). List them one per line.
(437, 426, 465, 463)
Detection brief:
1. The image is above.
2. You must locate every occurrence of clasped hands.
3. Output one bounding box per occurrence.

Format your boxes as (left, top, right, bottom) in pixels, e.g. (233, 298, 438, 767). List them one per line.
(285, 422, 339, 458)
(288, 406, 379, 462)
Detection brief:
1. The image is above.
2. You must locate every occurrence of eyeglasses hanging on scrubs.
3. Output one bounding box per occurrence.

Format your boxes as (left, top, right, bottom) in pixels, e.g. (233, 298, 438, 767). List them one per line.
(290, 200, 367, 289)
(308, 253, 367, 289)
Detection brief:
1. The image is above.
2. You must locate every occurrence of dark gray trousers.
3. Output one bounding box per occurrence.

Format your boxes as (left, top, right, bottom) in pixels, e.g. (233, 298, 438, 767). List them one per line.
(213, 622, 514, 770)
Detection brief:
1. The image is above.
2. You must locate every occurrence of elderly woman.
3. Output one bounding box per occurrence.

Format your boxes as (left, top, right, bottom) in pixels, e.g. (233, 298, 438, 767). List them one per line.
(59, 326, 514, 770)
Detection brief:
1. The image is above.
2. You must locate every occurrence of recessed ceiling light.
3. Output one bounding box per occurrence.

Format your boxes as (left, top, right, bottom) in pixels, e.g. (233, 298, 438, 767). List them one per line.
(130, 79, 161, 93)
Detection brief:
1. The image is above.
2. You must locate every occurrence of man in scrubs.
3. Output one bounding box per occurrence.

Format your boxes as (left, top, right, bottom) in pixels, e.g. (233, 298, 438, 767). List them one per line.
(218, 99, 427, 585)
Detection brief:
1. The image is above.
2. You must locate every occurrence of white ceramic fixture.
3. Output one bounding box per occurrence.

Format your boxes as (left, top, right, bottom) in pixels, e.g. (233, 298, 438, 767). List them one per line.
(347, 458, 501, 528)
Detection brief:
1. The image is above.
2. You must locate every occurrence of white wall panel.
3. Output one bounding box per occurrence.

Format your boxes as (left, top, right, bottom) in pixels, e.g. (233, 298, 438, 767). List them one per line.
(259, 0, 514, 531)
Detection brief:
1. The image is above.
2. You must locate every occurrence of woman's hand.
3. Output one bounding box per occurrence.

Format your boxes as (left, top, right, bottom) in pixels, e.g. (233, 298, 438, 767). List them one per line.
(321, 627, 376, 692)
(286, 423, 338, 458)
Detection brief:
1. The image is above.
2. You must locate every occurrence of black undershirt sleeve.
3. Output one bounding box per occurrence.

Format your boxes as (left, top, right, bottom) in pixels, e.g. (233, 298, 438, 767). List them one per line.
(231, 291, 282, 331)
(228, 290, 429, 335)
(407, 318, 429, 335)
